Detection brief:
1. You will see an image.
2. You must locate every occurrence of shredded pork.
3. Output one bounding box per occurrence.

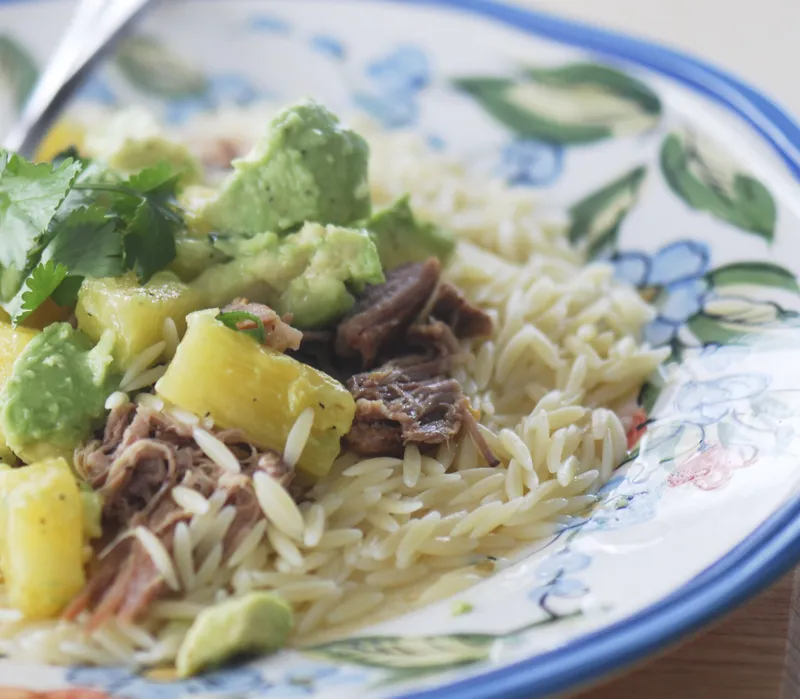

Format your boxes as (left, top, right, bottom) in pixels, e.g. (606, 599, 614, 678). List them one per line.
(431, 281, 494, 339)
(67, 404, 292, 628)
(345, 357, 464, 454)
(67, 266, 495, 625)
(335, 258, 441, 367)
(331, 259, 496, 463)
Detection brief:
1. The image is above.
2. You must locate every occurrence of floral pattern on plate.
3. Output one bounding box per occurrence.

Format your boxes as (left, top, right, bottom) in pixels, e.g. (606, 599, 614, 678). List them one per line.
(1, 1, 800, 698)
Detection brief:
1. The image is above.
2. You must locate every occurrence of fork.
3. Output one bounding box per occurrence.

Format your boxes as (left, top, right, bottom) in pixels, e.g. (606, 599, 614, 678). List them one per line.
(3, 0, 159, 157)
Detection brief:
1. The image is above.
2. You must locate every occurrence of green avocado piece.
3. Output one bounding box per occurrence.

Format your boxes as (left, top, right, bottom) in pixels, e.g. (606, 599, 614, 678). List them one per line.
(177, 185, 218, 238)
(0, 323, 116, 462)
(176, 591, 294, 677)
(280, 222, 386, 326)
(364, 195, 455, 269)
(169, 236, 229, 282)
(192, 222, 384, 328)
(200, 99, 371, 236)
(108, 136, 203, 187)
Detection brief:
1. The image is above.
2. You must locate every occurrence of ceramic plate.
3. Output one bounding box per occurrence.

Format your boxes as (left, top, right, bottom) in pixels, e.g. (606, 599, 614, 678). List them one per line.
(1, 1, 800, 697)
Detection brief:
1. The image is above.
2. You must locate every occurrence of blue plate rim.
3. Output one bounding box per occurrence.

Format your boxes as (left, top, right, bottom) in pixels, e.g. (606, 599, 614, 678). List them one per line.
(394, 2, 800, 698)
(2, 1, 800, 698)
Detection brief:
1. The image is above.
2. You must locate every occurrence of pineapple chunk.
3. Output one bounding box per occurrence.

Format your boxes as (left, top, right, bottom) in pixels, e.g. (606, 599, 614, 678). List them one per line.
(76, 271, 204, 368)
(0, 324, 39, 462)
(0, 324, 38, 387)
(34, 119, 86, 163)
(0, 458, 86, 619)
(156, 311, 354, 477)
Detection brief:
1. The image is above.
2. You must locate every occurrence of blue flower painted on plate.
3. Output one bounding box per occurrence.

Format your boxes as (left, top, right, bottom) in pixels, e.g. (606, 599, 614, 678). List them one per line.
(500, 139, 564, 187)
(163, 73, 270, 125)
(584, 475, 660, 530)
(590, 489, 659, 530)
(353, 45, 430, 129)
(366, 45, 429, 93)
(595, 474, 626, 495)
(67, 665, 269, 699)
(529, 548, 590, 616)
(535, 549, 591, 579)
(674, 374, 770, 426)
(774, 421, 797, 451)
(209, 73, 263, 105)
(354, 91, 417, 129)
(248, 14, 291, 34)
(614, 240, 711, 346)
(75, 74, 117, 106)
(427, 134, 446, 151)
(694, 342, 746, 372)
(261, 661, 373, 697)
(310, 35, 345, 60)
(643, 421, 704, 461)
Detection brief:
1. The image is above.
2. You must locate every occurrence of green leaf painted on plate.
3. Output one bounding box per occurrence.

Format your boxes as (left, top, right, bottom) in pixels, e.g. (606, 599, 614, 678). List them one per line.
(522, 63, 661, 114)
(306, 612, 581, 672)
(686, 300, 795, 345)
(638, 377, 663, 414)
(308, 633, 492, 670)
(708, 261, 799, 293)
(453, 62, 661, 145)
(618, 444, 640, 468)
(646, 421, 704, 466)
(0, 35, 38, 109)
(717, 420, 737, 450)
(568, 166, 647, 258)
(115, 35, 208, 99)
(686, 313, 751, 346)
(751, 392, 798, 421)
(660, 131, 776, 241)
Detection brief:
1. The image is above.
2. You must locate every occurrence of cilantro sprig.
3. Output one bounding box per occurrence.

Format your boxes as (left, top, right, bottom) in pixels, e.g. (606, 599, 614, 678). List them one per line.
(4, 260, 70, 323)
(0, 151, 183, 324)
(73, 161, 181, 281)
(0, 152, 82, 301)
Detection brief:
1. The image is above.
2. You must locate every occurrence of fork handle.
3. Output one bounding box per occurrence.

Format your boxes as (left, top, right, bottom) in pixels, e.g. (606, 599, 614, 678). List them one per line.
(3, 0, 158, 157)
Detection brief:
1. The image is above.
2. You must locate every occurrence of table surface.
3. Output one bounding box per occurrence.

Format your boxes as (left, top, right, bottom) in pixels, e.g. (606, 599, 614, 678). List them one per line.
(574, 572, 795, 699)
(516, 2, 800, 697)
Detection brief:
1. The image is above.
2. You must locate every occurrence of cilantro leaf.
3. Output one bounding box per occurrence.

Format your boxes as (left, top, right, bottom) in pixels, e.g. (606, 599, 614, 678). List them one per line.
(50, 275, 83, 308)
(0, 152, 82, 273)
(0, 154, 183, 324)
(52, 161, 119, 227)
(42, 205, 124, 278)
(76, 161, 182, 282)
(123, 196, 179, 281)
(216, 311, 266, 344)
(120, 162, 182, 281)
(4, 260, 68, 324)
(107, 161, 181, 221)
(6, 205, 126, 322)
(126, 160, 181, 199)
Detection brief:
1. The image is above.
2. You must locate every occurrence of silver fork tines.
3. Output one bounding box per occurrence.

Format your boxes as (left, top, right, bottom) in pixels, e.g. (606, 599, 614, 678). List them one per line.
(3, 0, 158, 157)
